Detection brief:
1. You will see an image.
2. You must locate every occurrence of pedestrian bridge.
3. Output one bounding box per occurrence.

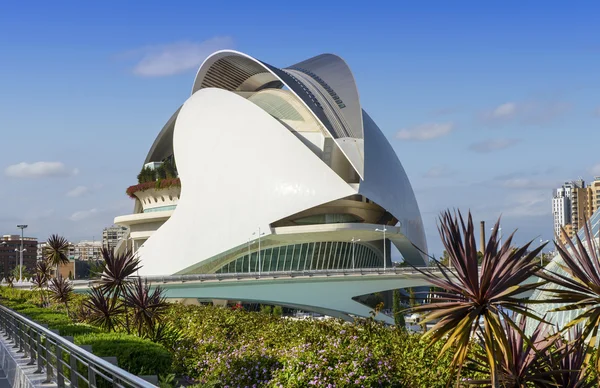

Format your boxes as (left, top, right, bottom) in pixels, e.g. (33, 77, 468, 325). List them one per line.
(11, 268, 538, 325)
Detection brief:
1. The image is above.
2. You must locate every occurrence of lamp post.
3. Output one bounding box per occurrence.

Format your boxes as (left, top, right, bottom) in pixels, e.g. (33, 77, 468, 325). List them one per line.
(16, 225, 27, 282)
(247, 237, 252, 273)
(350, 237, 361, 270)
(253, 227, 266, 275)
(375, 226, 387, 270)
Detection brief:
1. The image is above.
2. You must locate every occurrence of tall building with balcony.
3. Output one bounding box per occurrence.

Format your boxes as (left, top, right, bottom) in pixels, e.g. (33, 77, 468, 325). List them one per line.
(552, 180, 583, 241)
(0, 234, 38, 279)
(572, 179, 600, 235)
(102, 225, 128, 252)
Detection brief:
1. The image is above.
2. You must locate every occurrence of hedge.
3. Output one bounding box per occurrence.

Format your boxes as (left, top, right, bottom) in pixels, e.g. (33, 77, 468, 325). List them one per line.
(74, 333, 172, 376)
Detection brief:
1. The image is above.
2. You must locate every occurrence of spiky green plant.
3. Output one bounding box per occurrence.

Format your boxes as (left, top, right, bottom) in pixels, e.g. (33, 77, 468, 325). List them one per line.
(550, 328, 598, 388)
(407, 210, 545, 385)
(123, 277, 168, 337)
(538, 218, 600, 373)
(83, 286, 125, 332)
(469, 317, 558, 387)
(99, 248, 141, 297)
(48, 275, 74, 317)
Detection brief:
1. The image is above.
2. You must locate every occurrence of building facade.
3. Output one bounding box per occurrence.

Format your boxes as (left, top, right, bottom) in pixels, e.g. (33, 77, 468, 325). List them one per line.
(570, 177, 600, 241)
(114, 50, 428, 276)
(552, 180, 583, 239)
(102, 225, 128, 252)
(0, 234, 38, 279)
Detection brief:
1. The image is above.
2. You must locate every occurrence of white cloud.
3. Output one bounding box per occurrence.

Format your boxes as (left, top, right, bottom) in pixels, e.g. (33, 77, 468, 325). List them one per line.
(66, 186, 90, 197)
(482, 101, 570, 126)
(396, 122, 454, 141)
(469, 138, 520, 153)
(5, 161, 77, 178)
(490, 102, 517, 119)
(126, 37, 234, 77)
(69, 208, 99, 222)
(423, 166, 453, 178)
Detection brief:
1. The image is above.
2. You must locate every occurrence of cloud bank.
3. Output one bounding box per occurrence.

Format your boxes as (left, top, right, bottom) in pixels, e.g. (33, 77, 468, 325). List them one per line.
(396, 122, 454, 141)
(126, 37, 234, 77)
(5, 162, 78, 178)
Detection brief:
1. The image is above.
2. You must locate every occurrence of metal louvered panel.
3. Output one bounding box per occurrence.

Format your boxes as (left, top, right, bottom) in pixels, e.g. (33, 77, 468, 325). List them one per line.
(200, 56, 269, 90)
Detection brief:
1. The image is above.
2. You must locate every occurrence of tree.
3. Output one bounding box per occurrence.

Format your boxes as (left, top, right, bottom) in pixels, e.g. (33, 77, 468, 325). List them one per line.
(155, 164, 167, 180)
(11, 265, 31, 280)
(137, 166, 156, 183)
(440, 250, 450, 266)
(162, 158, 177, 178)
(44, 234, 70, 275)
(393, 289, 405, 327)
(408, 288, 417, 307)
(407, 210, 544, 385)
(273, 305, 283, 317)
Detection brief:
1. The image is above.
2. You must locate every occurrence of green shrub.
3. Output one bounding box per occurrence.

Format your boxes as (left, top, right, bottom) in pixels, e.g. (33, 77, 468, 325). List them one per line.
(74, 333, 172, 376)
(55, 323, 101, 337)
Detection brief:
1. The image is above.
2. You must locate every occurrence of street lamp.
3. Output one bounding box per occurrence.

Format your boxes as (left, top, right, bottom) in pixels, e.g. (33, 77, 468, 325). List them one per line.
(252, 227, 266, 275)
(491, 226, 502, 247)
(375, 226, 387, 270)
(16, 225, 28, 282)
(350, 237, 361, 270)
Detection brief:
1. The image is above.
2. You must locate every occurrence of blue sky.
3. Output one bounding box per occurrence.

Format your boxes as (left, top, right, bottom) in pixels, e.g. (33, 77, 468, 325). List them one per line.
(0, 1, 599, 257)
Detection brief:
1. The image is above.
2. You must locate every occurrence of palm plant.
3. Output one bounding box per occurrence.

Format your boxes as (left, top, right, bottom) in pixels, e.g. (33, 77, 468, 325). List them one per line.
(36, 260, 52, 282)
(83, 286, 125, 332)
(48, 275, 74, 317)
(98, 248, 141, 333)
(99, 248, 141, 296)
(123, 278, 168, 337)
(407, 210, 545, 385)
(44, 234, 70, 276)
(469, 317, 558, 387)
(31, 273, 48, 305)
(550, 328, 597, 388)
(537, 219, 600, 372)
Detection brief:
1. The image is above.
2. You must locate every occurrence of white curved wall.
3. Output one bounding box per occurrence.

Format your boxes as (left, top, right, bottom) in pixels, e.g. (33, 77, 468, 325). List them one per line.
(137, 88, 356, 276)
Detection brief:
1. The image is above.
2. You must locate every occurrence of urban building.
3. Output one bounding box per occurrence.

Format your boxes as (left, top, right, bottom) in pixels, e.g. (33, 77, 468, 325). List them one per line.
(0, 234, 38, 279)
(552, 180, 583, 240)
(553, 177, 600, 243)
(114, 50, 428, 276)
(69, 240, 102, 261)
(102, 225, 128, 252)
(571, 177, 600, 240)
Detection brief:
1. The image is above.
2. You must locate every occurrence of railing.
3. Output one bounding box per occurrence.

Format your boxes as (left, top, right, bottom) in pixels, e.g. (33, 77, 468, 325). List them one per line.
(8, 267, 449, 290)
(141, 266, 443, 284)
(0, 305, 155, 388)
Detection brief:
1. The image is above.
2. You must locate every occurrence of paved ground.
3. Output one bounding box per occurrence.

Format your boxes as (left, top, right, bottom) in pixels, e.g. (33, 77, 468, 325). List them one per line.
(0, 368, 10, 388)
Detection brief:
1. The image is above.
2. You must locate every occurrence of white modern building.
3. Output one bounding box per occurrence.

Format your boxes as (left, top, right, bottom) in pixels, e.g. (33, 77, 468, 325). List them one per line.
(115, 50, 428, 277)
(552, 180, 584, 237)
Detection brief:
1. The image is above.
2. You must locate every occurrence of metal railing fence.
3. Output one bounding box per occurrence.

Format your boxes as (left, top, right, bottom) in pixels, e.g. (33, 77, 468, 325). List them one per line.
(0, 305, 155, 388)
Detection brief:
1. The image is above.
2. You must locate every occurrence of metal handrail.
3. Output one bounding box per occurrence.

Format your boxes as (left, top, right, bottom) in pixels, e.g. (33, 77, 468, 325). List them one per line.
(0, 304, 156, 388)
(138, 266, 442, 284)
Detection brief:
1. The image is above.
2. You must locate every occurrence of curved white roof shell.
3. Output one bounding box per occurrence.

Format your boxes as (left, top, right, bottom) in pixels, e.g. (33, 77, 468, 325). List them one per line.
(124, 50, 428, 276)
